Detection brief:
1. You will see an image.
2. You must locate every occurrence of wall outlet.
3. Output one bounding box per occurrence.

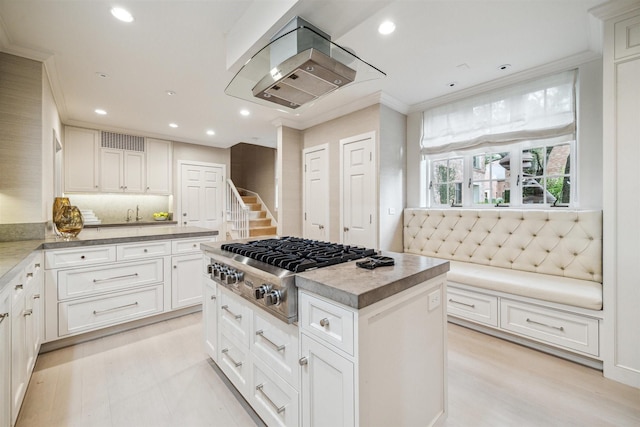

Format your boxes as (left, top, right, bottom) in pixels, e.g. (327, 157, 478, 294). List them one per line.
(428, 289, 441, 311)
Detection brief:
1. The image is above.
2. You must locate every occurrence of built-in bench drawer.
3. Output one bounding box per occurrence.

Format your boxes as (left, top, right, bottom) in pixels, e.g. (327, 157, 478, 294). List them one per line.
(58, 284, 164, 336)
(116, 241, 171, 261)
(447, 286, 498, 327)
(500, 300, 599, 356)
(45, 246, 116, 269)
(299, 291, 354, 356)
(57, 258, 164, 300)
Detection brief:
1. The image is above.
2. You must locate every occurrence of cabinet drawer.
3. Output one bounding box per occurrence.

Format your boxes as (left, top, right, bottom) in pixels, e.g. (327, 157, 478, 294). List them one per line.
(58, 284, 163, 336)
(252, 311, 299, 387)
(500, 300, 599, 356)
(117, 241, 171, 261)
(251, 357, 299, 427)
(219, 289, 251, 348)
(172, 237, 215, 255)
(58, 259, 164, 300)
(218, 332, 250, 397)
(45, 246, 116, 269)
(299, 291, 354, 355)
(447, 287, 498, 327)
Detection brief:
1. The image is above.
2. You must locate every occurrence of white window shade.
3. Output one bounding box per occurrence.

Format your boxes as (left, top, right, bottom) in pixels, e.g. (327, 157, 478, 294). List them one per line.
(421, 70, 577, 155)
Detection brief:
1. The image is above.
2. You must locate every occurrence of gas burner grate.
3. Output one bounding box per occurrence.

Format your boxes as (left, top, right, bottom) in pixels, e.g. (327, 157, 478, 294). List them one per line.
(221, 237, 377, 272)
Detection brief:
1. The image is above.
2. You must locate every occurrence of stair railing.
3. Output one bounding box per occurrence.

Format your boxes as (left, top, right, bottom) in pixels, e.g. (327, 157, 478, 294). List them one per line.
(237, 187, 278, 231)
(226, 179, 249, 239)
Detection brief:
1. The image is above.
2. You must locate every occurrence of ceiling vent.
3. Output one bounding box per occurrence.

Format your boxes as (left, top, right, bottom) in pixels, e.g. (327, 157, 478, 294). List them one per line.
(225, 17, 385, 112)
(101, 131, 145, 152)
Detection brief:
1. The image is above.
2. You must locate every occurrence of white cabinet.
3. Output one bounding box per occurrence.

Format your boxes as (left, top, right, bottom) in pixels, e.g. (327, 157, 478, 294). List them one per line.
(64, 126, 100, 192)
(298, 276, 447, 427)
(100, 148, 145, 193)
(10, 251, 43, 427)
(300, 333, 354, 427)
(171, 254, 203, 309)
(601, 5, 640, 388)
(145, 138, 172, 194)
(0, 283, 12, 427)
(203, 278, 218, 361)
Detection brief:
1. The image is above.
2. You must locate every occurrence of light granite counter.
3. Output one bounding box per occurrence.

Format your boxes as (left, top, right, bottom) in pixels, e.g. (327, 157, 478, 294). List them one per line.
(295, 251, 449, 309)
(0, 226, 217, 292)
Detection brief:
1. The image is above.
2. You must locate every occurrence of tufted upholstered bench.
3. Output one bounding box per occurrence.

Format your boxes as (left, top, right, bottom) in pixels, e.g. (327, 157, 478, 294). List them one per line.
(403, 208, 603, 363)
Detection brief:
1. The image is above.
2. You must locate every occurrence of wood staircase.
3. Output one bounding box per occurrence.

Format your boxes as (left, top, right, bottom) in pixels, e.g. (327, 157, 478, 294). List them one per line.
(241, 194, 277, 237)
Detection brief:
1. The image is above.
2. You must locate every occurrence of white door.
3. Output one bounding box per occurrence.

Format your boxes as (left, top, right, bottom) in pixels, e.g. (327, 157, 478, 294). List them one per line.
(180, 163, 224, 230)
(341, 132, 376, 248)
(303, 145, 329, 241)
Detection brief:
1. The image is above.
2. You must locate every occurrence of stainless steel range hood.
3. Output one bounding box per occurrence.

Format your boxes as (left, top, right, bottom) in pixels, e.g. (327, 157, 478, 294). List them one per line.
(225, 17, 385, 112)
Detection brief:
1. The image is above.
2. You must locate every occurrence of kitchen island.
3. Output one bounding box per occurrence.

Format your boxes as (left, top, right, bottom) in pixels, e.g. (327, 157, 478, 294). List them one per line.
(202, 240, 449, 427)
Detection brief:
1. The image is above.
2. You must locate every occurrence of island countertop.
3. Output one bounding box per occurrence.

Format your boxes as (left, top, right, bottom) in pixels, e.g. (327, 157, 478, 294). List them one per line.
(0, 226, 218, 292)
(295, 251, 449, 309)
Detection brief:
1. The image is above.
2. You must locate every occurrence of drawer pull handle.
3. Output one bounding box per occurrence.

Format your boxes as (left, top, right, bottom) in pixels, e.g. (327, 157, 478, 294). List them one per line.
(35, 263, 41, 268)
(210, 295, 217, 300)
(144, 249, 148, 253)
(319, 318, 330, 327)
(221, 348, 243, 367)
(26, 272, 33, 278)
(256, 384, 286, 414)
(448, 298, 475, 308)
(299, 356, 308, 366)
(93, 301, 139, 315)
(525, 318, 564, 332)
(255, 330, 286, 351)
(0, 313, 8, 324)
(23, 309, 33, 317)
(33, 294, 41, 300)
(93, 273, 139, 283)
(221, 305, 242, 319)
(15, 284, 23, 290)
(81, 256, 85, 259)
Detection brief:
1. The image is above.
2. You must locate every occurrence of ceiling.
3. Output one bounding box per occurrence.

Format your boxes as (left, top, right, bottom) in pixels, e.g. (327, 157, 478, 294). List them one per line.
(0, 0, 609, 149)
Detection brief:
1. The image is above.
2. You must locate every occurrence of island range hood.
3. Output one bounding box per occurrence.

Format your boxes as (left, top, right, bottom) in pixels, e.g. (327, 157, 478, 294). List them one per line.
(225, 17, 385, 112)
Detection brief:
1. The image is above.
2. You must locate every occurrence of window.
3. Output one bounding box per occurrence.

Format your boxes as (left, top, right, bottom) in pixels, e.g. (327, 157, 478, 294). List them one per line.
(422, 70, 577, 208)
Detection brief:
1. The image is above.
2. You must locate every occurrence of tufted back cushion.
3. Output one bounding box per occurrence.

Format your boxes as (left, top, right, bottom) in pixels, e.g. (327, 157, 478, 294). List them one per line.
(404, 209, 602, 283)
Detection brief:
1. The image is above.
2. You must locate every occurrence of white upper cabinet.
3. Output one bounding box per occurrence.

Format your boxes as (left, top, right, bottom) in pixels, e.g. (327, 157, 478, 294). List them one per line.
(64, 126, 100, 192)
(100, 149, 145, 193)
(145, 138, 172, 194)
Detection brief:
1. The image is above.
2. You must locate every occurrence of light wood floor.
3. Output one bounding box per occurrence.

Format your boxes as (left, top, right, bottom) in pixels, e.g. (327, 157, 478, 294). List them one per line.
(16, 312, 640, 427)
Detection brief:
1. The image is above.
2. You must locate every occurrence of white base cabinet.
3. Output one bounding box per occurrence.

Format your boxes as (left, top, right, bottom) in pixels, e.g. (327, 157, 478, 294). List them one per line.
(0, 284, 11, 427)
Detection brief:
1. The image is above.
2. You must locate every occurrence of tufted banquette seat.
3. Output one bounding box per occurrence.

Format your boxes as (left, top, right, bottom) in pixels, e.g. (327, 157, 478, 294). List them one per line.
(403, 209, 603, 310)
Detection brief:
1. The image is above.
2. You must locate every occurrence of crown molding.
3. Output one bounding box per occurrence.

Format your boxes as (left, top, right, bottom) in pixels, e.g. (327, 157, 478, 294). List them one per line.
(589, 0, 640, 21)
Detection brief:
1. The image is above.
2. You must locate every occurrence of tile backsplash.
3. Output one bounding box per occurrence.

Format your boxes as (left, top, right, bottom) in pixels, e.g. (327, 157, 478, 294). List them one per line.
(64, 194, 171, 223)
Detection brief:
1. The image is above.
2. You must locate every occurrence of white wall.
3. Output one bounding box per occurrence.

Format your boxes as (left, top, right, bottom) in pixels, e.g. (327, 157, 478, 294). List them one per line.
(405, 58, 604, 211)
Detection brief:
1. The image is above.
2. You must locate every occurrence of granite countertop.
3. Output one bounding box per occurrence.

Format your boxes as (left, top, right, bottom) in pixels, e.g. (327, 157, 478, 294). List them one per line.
(0, 226, 218, 292)
(84, 220, 179, 228)
(295, 251, 450, 309)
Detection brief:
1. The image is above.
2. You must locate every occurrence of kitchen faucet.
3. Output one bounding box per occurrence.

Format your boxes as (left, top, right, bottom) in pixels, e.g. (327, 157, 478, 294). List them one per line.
(126, 208, 134, 222)
(136, 205, 143, 222)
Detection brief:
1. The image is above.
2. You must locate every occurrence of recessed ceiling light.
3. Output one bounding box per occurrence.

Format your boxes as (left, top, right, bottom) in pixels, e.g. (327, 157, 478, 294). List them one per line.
(206, 130, 215, 136)
(111, 7, 134, 23)
(240, 109, 250, 116)
(166, 90, 176, 96)
(94, 109, 107, 115)
(498, 64, 512, 71)
(95, 72, 109, 78)
(169, 123, 178, 128)
(378, 21, 396, 35)
(447, 82, 457, 88)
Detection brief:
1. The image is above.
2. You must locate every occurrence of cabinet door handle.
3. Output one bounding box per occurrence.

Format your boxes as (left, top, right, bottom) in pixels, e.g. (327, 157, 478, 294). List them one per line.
(448, 298, 475, 308)
(319, 318, 330, 327)
(210, 295, 217, 300)
(256, 384, 286, 414)
(93, 301, 138, 315)
(93, 273, 139, 283)
(255, 330, 286, 351)
(0, 313, 8, 324)
(15, 283, 23, 290)
(298, 356, 308, 366)
(33, 294, 40, 300)
(525, 318, 564, 332)
(221, 348, 243, 367)
(26, 272, 33, 278)
(23, 309, 33, 317)
(221, 305, 242, 319)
